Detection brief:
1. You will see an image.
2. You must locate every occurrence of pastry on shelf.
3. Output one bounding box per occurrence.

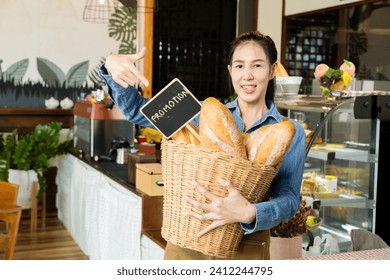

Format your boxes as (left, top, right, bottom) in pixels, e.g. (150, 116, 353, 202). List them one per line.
(304, 128, 322, 144)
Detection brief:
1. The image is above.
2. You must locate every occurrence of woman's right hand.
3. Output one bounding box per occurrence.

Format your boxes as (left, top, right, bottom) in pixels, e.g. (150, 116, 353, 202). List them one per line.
(105, 47, 150, 88)
(185, 178, 256, 237)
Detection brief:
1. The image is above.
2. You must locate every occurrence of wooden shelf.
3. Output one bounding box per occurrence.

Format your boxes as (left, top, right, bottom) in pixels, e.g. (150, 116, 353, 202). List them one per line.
(141, 194, 166, 249)
(143, 229, 166, 249)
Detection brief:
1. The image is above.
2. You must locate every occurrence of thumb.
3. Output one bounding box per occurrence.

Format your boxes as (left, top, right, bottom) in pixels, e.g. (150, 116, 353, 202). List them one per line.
(132, 47, 147, 62)
(128, 47, 149, 87)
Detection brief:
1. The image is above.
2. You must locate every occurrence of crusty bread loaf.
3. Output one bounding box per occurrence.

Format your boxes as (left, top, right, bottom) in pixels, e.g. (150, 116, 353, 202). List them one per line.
(176, 97, 295, 167)
(244, 121, 295, 167)
(172, 122, 200, 145)
(276, 61, 289, 77)
(199, 97, 247, 159)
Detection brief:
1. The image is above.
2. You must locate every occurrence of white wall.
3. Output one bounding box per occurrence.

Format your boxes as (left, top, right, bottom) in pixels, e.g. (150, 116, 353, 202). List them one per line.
(257, 0, 283, 60)
(0, 0, 120, 84)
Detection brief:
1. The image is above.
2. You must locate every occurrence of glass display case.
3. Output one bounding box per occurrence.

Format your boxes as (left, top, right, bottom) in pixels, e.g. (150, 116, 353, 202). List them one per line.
(276, 92, 390, 252)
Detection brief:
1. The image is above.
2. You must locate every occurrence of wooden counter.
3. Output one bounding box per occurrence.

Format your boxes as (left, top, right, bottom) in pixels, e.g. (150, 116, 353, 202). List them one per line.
(0, 107, 74, 136)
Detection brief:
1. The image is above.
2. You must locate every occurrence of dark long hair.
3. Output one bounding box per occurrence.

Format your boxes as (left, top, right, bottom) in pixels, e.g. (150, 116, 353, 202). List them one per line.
(227, 31, 277, 101)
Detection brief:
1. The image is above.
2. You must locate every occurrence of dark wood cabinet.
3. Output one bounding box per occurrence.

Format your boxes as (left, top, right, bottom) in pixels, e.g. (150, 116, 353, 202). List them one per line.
(0, 107, 74, 136)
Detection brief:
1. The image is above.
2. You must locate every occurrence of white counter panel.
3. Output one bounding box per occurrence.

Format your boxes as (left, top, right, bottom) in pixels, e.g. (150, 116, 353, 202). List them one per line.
(56, 154, 142, 260)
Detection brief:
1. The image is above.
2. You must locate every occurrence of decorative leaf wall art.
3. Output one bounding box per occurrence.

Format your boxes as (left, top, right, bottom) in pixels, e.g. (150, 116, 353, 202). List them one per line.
(66, 61, 90, 88)
(89, 57, 106, 87)
(37, 57, 66, 86)
(1, 0, 138, 107)
(36, 57, 89, 88)
(108, 6, 137, 54)
(1, 58, 29, 85)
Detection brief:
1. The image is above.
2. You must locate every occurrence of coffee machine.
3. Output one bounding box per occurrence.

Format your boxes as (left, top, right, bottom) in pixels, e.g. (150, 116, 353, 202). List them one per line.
(73, 101, 134, 160)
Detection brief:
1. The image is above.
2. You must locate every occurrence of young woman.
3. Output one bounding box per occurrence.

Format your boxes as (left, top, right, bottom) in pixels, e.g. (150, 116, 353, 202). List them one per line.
(99, 31, 306, 260)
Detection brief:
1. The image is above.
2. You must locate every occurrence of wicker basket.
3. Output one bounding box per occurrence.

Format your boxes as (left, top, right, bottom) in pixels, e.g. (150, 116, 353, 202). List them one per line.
(161, 140, 279, 258)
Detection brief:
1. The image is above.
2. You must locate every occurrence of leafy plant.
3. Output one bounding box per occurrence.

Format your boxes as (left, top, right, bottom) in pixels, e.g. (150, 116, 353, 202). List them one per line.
(0, 122, 73, 200)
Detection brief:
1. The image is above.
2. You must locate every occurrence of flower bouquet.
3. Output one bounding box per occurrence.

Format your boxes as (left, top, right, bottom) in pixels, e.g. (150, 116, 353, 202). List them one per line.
(314, 59, 356, 95)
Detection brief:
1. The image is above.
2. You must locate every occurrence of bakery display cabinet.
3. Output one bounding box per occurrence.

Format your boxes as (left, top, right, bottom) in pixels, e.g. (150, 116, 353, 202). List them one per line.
(276, 92, 390, 252)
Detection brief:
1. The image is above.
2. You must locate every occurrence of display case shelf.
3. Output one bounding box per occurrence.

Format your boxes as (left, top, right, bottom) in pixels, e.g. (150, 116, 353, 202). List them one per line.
(307, 145, 375, 163)
(302, 191, 373, 208)
(276, 94, 390, 251)
(275, 95, 342, 114)
(320, 195, 373, 208)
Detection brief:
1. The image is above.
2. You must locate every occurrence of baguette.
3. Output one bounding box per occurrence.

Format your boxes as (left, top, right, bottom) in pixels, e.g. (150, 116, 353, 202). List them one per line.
(199, 97, 247, 159)
(244, 121, 295, 167)
(172, 122, 201, 145)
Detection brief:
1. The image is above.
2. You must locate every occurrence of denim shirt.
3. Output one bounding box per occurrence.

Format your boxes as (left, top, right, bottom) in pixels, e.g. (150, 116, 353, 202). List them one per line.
(99, 64, 306, 234)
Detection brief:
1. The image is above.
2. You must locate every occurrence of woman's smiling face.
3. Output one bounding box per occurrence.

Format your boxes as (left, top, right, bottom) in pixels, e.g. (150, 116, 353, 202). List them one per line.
(228, 41, 275, 105)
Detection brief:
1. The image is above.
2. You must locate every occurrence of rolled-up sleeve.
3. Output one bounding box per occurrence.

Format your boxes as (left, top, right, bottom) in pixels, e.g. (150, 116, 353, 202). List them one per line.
(99, 63, 153, 128)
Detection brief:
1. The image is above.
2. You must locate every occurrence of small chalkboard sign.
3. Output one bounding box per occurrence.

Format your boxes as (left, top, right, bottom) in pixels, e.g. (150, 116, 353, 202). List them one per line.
(140, 78, 201, 138)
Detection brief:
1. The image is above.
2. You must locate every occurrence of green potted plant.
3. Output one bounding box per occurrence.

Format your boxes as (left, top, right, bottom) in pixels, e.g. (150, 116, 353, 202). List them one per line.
(0, 121, 73, 202)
